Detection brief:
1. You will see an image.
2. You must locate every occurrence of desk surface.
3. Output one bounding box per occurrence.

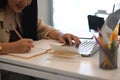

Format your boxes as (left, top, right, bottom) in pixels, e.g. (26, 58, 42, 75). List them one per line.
(0, 40, 120, 80)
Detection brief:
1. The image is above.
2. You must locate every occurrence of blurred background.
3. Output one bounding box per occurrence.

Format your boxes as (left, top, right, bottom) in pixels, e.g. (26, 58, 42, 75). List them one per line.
(38, 0, 120, 36)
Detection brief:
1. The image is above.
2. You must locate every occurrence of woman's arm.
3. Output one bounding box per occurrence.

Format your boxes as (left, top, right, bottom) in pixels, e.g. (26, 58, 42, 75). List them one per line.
(0, 39, 34, 55)
(47, 30, 81, 46)
(37, 18, 81, 46)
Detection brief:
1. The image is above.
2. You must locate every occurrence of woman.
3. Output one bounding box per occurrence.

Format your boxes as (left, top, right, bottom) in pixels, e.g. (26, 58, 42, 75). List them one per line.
(0, 0, 80, 54)
(0, 0, 80, 80)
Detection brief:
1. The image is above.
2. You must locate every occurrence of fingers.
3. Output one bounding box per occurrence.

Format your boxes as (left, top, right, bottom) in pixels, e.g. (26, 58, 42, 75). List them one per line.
(72, 35, 81, 45)
(20, 39, 34, 48)
(23, 39, 34, 51)
(63, 33, 73, 45)
(59, 33, 81, 46)
(25, 47, 31, 52)
(17, 47, 31, 53)
(14, 39, 34, 53)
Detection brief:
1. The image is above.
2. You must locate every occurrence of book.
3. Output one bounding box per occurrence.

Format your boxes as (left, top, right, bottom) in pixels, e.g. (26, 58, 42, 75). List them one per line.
(49, 44, 80, 59)
(8, 39, 60, 59)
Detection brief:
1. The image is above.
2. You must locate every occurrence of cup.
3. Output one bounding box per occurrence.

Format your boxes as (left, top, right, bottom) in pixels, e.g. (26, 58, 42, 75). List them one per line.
(99, 47, 118, 70)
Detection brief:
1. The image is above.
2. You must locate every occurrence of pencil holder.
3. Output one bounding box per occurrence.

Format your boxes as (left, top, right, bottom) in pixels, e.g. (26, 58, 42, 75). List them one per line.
(99, 47, 118, 70)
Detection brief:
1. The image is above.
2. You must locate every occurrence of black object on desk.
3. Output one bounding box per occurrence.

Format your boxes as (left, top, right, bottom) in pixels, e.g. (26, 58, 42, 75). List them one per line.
(87, 15, 104, 32)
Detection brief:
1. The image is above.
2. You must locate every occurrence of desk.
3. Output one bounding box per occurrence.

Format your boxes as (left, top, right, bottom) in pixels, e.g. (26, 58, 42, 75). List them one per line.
(0, 40, 120, 80)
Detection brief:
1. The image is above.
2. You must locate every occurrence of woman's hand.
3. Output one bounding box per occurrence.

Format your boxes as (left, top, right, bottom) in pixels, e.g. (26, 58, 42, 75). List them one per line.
(58, 33, 81, 46)
(10, 39, 34, 53)
(47, 30, 81, 46)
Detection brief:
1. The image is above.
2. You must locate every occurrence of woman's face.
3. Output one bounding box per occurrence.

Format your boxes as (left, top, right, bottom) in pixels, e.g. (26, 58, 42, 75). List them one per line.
(7, 0, 32, 13)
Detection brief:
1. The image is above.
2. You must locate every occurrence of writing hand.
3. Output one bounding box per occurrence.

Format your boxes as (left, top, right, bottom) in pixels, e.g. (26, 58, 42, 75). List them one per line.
(11, 39, 34, 53)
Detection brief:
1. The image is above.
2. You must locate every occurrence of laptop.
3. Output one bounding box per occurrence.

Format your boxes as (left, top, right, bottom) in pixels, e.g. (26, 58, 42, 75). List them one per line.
(78, 39, 99, 57)
(79, 9, 120, 57)
(50, 9, 120, 58)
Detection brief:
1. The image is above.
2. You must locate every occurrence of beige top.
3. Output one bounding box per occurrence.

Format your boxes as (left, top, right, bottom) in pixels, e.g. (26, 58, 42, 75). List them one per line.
(0, 9, 56, 43)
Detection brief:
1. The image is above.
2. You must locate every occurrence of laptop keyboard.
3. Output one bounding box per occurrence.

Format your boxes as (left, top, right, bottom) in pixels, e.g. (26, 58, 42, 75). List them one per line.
(78, 39, 98, 57)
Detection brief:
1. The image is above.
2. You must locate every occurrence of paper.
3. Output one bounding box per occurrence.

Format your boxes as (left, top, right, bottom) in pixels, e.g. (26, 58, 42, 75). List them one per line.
(50, 44, 79, 53)
(49, 44, 80, 58)
(8, 39, 60, 59)
(8, 48, 47, 59)
(100, 24, 113, 43)
(48, 54, 80, 62)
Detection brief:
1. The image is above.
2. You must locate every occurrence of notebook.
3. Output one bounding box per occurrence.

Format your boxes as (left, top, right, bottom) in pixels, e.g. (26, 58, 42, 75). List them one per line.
(8, 39, 60, 59)
(49, 44, 80, 58)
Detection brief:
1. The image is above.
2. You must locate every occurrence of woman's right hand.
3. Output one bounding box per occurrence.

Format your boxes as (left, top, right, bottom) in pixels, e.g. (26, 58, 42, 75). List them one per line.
(10, 39, 34, 53)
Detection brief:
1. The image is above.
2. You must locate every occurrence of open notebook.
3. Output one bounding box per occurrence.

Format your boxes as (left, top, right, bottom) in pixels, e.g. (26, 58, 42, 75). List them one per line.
(8, 39, 61, 59)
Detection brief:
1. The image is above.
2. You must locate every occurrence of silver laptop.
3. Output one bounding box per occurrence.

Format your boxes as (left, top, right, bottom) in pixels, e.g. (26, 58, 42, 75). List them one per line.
(78, 9, 120, 57)
(78, 39, 99, 57)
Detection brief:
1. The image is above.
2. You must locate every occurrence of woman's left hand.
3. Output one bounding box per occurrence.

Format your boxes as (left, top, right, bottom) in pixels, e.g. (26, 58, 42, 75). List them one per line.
(58, 33, 81, 46)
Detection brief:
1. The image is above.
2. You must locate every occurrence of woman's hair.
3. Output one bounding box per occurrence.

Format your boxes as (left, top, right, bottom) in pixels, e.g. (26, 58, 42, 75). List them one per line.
(21, 0, 38, 40)
(0, 0, 38, 40)
(0, 0, 7, 8)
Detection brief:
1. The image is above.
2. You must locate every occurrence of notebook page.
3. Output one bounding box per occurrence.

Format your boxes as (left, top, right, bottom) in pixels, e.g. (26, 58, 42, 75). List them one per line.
(8, 39, 61, 59)
(8, 48, 47, 59)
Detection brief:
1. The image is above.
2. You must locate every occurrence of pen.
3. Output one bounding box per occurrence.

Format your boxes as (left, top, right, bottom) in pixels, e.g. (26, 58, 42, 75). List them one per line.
(93, 35, 115, 66)
(10, 24, 22, 39)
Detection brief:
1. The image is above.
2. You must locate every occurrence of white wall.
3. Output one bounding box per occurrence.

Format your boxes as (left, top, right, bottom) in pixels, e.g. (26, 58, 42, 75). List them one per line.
(37, 0, 120, 30)
(38, 0, 53, 26)
(114, 2, 120, 11)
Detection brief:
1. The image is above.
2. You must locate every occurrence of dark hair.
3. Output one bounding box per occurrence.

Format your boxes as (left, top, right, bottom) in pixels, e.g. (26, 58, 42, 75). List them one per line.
(0, 0, 38, 40)
(0, 0, 7, 8)
(22, 0, 38, 40)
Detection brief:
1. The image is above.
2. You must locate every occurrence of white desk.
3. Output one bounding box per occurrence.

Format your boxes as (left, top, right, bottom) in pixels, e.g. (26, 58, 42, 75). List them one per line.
(0, 40, 120, 80)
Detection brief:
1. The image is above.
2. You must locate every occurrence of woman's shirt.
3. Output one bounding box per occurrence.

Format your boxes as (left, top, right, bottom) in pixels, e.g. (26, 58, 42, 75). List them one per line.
(0, 9, 56, 43)
(9, 26, 23, 42)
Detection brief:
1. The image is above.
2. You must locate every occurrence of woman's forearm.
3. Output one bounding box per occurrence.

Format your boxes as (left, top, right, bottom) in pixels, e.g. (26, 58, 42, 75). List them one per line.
(0, 43, 15, 55)
(47, 30, 63, 40)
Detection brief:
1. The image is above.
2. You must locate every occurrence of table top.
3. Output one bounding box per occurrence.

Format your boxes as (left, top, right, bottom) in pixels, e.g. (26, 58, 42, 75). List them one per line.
(0, 50, 120, 80)
(0, 40, 120, 80)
